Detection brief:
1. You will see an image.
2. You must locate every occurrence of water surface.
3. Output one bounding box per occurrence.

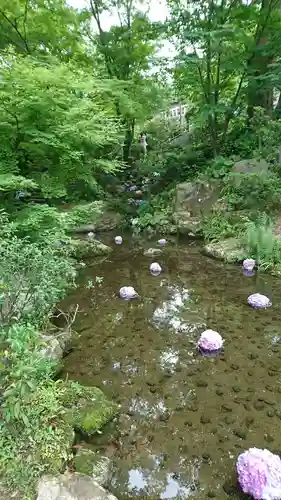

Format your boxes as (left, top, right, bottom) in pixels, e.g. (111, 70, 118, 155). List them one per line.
(62, 235, 281, 499)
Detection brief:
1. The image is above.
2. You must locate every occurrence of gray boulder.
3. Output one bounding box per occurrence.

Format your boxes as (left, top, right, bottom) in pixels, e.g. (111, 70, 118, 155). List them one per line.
(173, 180, 221, 236)
(37, 474, 118, 500)
(232, 158, 268, 174)
(74, 211, 122, 234)
(40, 336, 63, 363)
(74, 449, 112, 487)
(203, 237, 247, 263)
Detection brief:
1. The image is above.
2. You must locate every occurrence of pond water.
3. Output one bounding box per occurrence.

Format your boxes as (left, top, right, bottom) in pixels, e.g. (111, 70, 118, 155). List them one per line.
(62, 235, 281, 499)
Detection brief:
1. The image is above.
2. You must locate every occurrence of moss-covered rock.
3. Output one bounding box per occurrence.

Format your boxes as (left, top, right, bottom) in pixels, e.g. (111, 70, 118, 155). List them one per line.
(74, 449, 112, 486)
(74, 448, 96, 476)
(62, 382, 118, 436)
(203, 238, 247, 263)
(69, 239, 112, 259)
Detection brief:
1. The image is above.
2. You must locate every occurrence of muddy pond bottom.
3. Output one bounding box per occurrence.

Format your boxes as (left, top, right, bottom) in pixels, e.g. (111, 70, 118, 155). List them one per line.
(62, 236, 281, 499)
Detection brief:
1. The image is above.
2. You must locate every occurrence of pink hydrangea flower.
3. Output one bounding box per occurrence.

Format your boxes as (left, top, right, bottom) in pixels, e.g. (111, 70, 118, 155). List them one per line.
(197, 329, 224, 353)
(237, 448, 281, 500)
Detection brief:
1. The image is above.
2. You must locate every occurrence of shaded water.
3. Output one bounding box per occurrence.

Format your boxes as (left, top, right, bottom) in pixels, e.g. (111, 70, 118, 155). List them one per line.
(62, 236, 281, 499)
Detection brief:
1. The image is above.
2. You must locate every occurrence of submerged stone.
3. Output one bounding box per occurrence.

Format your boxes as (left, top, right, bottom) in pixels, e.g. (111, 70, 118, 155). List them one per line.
(143, 248, 163, 257)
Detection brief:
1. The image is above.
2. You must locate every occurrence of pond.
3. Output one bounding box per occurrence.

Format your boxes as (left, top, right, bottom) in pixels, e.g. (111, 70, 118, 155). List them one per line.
(62, 234, 281, 499)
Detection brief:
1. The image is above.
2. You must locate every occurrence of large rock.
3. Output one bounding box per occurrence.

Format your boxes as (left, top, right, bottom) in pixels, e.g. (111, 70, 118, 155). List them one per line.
(69, 239, 112, 259)
(173, 180, 221, 236)
(203, 237, 247, 263)
(74, 212, 122, 234)
(62, 384, 118, 436)
(232, 158, 268, 174)
(41, 328, 73, 364)
(37, 473, 118, 500)
(74, 449, 112, 487)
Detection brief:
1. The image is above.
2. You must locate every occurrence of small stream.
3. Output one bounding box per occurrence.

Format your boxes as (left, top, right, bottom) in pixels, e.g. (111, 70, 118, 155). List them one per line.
(62, 234, 281, 499)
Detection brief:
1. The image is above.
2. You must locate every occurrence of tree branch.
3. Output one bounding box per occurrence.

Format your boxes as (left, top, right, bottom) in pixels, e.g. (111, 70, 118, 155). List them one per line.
(0, 9, 30, 53)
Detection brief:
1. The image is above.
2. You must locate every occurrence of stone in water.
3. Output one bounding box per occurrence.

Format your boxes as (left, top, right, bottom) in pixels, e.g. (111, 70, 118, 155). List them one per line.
(119, 286, 138, 300)
(237, 447, 281, 500)
(247, 293, 272, 309)
(243, 258, 255, 272)
(197, 329, 224, 355)
(158, 239, 167, 245)
(150, 262, 162, 276)
(114, 236, 122, 245)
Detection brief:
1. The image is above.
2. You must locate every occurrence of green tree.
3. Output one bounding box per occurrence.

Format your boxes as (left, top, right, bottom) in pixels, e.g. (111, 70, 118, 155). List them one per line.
(0, 51, 123, 200)
(169, 0, 281, 156)
(82, 0, 167, 162)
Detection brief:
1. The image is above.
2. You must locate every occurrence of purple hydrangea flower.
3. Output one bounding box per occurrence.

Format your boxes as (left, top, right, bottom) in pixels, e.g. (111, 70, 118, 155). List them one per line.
(197, 329, 224, 355)
(129, 185, 137, 191)
(243, 258, 256, 272)
(119, 286, 138, 300)
(158, 239, 167, 245)
(247, 293, 272, 309)
(237, 448, 281, 500)
(114, 236, 123, 244)
(150, 262, 162, 276)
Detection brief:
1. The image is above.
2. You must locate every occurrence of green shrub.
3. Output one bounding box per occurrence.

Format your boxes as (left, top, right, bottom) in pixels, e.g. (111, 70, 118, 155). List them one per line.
(0, 233, 76, 326)
(131, 190, 174, 233)
(244, 215, 281, 271)
(222, 171, 281, 212)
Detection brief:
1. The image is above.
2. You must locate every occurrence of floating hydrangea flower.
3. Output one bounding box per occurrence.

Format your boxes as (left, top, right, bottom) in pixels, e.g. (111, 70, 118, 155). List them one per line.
(150, 262, 162, 276)
(119, 286, 138, 300)
(158, 238, 167, 245)
(87, 231, 95, 239)
(114, 236, 123, 245)
(197, 329, 224, 355)
(247, 293, 272, 309)
(243, 258, 256, 272)
(237, 448, 281, 500)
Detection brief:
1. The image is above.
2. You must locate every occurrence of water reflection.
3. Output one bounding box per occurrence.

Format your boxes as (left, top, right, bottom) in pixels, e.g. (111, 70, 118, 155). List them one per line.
(122, 461, 199, 498)
(128, 397, 168, 419)
(152, 286, 190, 331)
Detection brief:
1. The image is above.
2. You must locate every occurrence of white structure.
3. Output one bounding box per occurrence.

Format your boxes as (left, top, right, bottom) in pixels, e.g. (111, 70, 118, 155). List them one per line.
(159, 102, 188, 125)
